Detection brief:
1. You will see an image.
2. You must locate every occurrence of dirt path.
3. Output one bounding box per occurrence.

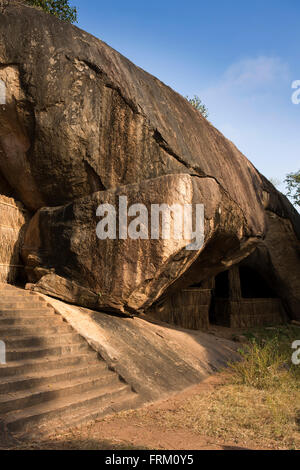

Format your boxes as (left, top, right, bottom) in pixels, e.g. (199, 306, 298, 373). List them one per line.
(32, 373, 261, 450)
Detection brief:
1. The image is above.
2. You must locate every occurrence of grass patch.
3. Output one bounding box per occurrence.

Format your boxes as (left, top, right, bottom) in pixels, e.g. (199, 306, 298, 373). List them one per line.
(228, 326, 300, 389)
(151, 382, 300, 449)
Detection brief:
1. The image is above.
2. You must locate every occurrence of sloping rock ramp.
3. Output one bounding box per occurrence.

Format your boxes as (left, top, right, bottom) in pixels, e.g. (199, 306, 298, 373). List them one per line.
(30, 291, 239, 403)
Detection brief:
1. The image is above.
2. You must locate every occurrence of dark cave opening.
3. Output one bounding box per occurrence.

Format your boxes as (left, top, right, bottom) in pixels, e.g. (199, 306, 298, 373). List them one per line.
(214, 270, 229, 298)
(209, 265, 278, 326)
(239, 266, 276, 298)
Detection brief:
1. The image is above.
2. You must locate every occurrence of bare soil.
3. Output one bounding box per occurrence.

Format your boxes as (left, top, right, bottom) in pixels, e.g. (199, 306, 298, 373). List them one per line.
(9, 374, 261, 450)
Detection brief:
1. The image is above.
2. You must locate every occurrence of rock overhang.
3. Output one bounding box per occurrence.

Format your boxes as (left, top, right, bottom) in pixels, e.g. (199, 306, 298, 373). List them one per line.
(0, 1, 299, 321)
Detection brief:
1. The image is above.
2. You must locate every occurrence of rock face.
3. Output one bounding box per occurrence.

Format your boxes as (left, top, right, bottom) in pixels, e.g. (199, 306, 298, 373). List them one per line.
(37, 293, 239, 401)
(0, 194, 27, 283)
(0, 2, 300, 319)
(22, 173, 256, 314)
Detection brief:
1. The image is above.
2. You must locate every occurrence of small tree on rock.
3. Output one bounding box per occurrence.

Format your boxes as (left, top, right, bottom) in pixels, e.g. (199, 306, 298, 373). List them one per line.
(186, 95, 209, 118)
(285, 170, 300, 207)
(25, 0, 77, 23)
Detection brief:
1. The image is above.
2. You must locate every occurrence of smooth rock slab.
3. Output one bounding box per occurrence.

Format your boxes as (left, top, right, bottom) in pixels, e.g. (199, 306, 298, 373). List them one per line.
(33, 293, 240, 401)
(22, 174, 256, 314)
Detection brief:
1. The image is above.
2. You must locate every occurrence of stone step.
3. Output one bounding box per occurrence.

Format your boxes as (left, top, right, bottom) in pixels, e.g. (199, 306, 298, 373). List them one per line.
(0, 316, 64, 327)
(0, 301, 48, 309)
(4, 333, 86, 349)
(0, 284, 25, 289)
(0, 353, 100, 378)
(6, 342, 90, 362)
(0, 309, 55, 317)
(0, 362, 109, 394)
(0, 284, 140, 438)
(5, 383, 133, 435)
(0, 372, 122, 414)
(0, 293, 44, 299)
(0, 324, 73, 337)
(0, 288, 37, 298)
(0, 295, 41, 302)
(27, 392, 141, 439)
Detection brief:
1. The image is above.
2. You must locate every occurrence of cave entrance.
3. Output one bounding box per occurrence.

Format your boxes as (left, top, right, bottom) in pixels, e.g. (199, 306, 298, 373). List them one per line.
(148, 279, 213, 330)
(211, 265, 284, 328)
(239, 266, 276, 298)
(147, 263, 285, 331)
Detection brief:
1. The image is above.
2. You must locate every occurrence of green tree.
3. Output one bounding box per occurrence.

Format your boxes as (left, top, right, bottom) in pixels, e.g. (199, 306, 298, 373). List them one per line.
(25, 0, 77, 23)
(285, 170, 300, 207)
(186, 95, 209, 118)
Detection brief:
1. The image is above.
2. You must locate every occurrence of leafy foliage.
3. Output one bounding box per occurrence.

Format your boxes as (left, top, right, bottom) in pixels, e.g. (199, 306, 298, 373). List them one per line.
(25, 0, 77, 23)
(285, 170, 300, 207)
(185, 95, 209, 118)
(228, 326, 300, 389)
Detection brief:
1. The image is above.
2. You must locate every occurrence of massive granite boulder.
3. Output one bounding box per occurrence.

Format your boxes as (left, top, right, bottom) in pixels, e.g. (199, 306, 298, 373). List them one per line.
(21, 173, 257, 314)
(0, 2, 299, 319)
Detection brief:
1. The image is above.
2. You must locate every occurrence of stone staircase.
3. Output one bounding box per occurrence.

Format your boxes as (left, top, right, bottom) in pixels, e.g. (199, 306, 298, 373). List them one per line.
(0, 284, 139, 439)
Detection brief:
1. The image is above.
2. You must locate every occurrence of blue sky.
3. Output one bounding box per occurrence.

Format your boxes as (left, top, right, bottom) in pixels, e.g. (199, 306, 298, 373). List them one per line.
(74, 0, 300, 189)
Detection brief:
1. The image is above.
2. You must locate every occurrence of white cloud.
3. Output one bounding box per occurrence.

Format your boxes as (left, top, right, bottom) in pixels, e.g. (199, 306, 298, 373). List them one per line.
(222, 56, 289, 91)
(198, 56, 299, 184)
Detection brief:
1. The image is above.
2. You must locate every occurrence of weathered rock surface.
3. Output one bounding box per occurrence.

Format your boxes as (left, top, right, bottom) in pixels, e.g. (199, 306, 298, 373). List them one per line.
(240, 212, 300, 319)
(22, 173, 257, 314)
(0, 3, 265, 229)
(0, 2, 299, 318)
(34, 293, 239, 400)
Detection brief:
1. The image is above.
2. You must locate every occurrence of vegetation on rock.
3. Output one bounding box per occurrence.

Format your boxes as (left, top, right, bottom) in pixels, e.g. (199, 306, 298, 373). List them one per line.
(285, 170, 300, 207)
(25, 0, 77, 23)
(185, 95, 209, 118)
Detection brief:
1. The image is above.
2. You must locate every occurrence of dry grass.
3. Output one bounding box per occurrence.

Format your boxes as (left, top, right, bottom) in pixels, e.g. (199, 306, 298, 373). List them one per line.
(228, 334, 300, 390)
(131, 380, 299, 449)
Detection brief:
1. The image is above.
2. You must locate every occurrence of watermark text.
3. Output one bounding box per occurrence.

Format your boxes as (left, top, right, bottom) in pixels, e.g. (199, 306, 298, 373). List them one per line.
(0, 79, 6, 105)
(96, 197, 205, 251)
(0, 340, 6, 365)
(292, 340, 300, 365)
(291, 80, 300, 105)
